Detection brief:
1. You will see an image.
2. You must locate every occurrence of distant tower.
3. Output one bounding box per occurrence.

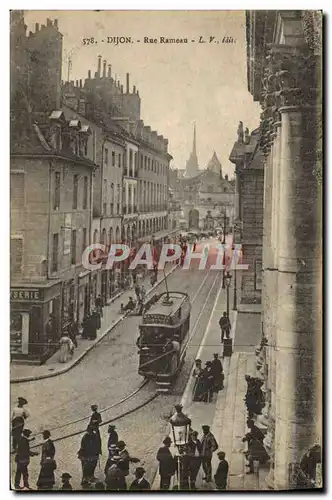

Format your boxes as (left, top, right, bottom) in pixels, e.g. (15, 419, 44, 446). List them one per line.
(185, 122, 200, 178)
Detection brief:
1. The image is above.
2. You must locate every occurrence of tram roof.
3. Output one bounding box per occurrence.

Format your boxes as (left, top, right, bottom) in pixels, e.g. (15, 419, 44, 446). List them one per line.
(144, 292, 188, 317)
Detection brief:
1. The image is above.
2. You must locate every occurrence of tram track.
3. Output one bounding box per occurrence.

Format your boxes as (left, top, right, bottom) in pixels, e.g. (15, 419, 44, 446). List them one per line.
(13, 267, 217, 452)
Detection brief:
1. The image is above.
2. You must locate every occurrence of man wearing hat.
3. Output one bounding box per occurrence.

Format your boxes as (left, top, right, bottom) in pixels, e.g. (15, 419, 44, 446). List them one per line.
(156, 436, 176, 490)
(89, 405, 102, 454)
(107, 424, 118, 449)
(77, 424, 100, 485)
(41, 430, 55, 462)
(129, 467, 151, 491)
(61, 473, 73, 490)
(211, 353, 224, 392)
(11, 397, 29, 451)
(201, 425, 218, 483)
(104, 444, 119, 475)
(105, 455, 127, 491)
(214, 451, 229, 490)
(201, 361, 214, 402)
(14, 429, 38, 490)
(117, 441, 130, 477)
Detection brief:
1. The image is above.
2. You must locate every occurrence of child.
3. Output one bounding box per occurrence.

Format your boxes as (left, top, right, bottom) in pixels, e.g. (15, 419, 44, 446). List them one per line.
(61, 472, 73, 491)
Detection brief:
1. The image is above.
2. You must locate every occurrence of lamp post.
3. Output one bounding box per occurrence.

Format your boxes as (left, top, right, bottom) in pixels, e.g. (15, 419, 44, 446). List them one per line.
(169, 404, 191, 490)
(224, 271, 232, 318)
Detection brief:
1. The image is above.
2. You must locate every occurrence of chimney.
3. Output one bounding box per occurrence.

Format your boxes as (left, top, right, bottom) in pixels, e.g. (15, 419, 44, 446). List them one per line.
(108, 64, 112, 78)
(79, 79, 82, 88)
(35, 23, 39, 32)
(76, 80, 78, 87)
(88, 70, 91, 79)
(126, 73, 130, 94)
(103, 60, 107, 78)
(46, 18, 52, 27)
(120, 84, 123, 93)
(133, 85, 136, 94)
(54, 19, 58, 28)
(97, 55, 102, 77)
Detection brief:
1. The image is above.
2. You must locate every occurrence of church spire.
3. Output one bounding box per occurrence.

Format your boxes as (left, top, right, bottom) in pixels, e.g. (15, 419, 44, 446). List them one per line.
(193, 122, 197, 155)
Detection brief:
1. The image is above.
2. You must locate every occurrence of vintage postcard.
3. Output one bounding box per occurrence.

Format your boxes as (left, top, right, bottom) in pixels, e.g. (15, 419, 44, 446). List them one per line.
(10, 9, 322, 491)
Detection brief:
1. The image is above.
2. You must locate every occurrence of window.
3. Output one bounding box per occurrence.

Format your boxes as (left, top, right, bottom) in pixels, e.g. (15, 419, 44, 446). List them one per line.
(112, 151, 116, 166)
(82, 228, 87, 255)
(52, 233, 59, 272)
(129, 150, 133, 171)
(118, 154, 121, 168)
(84, 141, 88, 156)
(53, 172, 60, 210)
(83, 176, 88, 209)
(10, 237, 23, 276)
(10, 173, 25, 210)
(71, 230, 77, 265)
(105, 148, 108, 165)
(140, 154, 143, 168)
(73, 175, 78, 209)
(144, 156, 147, 169)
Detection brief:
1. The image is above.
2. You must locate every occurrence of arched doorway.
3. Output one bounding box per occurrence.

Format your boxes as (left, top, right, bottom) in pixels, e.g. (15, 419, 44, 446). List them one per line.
(132, 224, 136, 243)
(189, 209, 199, 229)
(101, 228, 107, 246)
(109, 228, 113, 246)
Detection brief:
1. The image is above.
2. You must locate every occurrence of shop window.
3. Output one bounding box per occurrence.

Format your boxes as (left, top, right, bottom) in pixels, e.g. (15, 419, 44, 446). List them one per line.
(10, 311, 23, 354)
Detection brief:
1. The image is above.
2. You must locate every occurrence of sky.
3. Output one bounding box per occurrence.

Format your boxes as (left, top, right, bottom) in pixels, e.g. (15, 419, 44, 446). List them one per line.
(24, 10, 261, 178)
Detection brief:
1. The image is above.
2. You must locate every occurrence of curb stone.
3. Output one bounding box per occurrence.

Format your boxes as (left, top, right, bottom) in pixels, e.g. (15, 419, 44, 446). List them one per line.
(11, 265, 178, 384)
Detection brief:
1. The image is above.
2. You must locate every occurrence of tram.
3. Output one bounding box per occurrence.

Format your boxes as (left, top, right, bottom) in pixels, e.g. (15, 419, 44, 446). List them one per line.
(137, 291, 191, 393)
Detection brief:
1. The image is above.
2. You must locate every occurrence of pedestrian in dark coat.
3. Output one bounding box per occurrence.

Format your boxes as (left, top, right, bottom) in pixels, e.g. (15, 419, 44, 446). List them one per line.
(105, 459, 127, 491)
(214, 451, 229, 490)
(201, 425, 218, 483)
(156, 436, 175, 490)
(89, 405, 102, 455)
(37, 456, 57, 490)
(61, 473, 73, 491)
(82, 313, 91, 339)
(117, 441, 130, 476)
(219, 312, 231, 341)
(107, 424, 118, 448)
(187, 431, 202, 489)
(88, 311, 99, 339)
(68, 319, 78, 347)
(201, 361, 214, 402)
(95, 295, 104, 317)
(211, 353, 224, 391)
(129, 467, 151, 491)
(77, 425, 100, 485)
(192, 359, 205, 401)
(14, 429, 39, 490)
(41, 430, 55, 462)
(11, 397, 29, 451)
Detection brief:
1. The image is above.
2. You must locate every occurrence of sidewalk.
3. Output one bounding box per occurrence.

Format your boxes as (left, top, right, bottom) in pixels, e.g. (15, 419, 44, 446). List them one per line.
(151, 277, 268, 491)
(11, 263, 177, 384)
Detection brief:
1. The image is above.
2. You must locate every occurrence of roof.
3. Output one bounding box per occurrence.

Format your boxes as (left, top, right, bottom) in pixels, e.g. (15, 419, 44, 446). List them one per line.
(206, 151, 222, 174)
(144, 292, 188, 318)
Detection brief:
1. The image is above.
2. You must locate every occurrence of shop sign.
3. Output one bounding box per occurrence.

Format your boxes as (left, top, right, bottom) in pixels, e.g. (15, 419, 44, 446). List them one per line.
(10, 289, 43, 301)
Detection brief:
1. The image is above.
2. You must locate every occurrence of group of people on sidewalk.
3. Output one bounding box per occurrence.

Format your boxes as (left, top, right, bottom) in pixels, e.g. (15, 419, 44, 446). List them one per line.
(192, 353, 224, 403)
(156, 424, 229, 490)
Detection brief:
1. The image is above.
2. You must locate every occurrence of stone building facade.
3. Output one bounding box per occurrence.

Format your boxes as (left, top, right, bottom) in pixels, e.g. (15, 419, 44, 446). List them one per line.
(246, 10, 322, 489)
(229, 123, 264, 305)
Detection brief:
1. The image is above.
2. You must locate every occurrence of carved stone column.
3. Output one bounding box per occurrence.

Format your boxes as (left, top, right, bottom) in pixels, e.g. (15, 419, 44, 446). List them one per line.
(267, 44, 321, 490)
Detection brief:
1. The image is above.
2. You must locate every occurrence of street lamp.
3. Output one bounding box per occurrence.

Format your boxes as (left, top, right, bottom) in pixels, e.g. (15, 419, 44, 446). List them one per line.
(169, 404, 191, 490)
(224, 271, 232, 317)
